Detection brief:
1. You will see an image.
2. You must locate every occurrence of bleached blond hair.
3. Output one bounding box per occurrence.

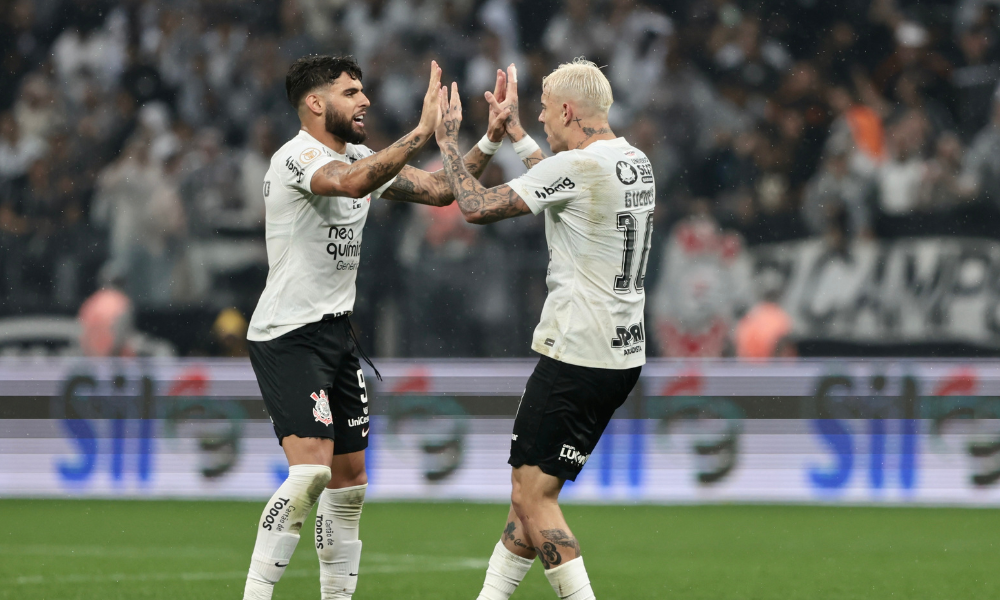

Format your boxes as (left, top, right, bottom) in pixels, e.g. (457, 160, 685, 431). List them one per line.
(541, 57, 614, 115)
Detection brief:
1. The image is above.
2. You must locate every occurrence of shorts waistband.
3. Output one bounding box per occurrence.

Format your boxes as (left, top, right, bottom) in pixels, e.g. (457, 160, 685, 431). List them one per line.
(321, 312, 352, 321)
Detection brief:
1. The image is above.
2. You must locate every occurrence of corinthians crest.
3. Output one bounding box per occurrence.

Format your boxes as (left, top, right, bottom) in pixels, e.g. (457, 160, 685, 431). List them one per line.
(311, 390, 333, 425)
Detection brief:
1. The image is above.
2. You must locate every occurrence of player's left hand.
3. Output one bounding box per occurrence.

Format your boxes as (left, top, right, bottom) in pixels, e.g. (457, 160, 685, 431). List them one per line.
(417, 61, 444, 137)
(436, 81, 464, 145)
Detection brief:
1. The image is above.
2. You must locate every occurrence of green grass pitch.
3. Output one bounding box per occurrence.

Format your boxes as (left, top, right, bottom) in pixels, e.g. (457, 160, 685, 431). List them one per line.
(1, 499, 997, 599)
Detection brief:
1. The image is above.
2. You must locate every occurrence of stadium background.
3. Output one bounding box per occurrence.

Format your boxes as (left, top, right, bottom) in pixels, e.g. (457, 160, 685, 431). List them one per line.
(3, 0, 1000, 598)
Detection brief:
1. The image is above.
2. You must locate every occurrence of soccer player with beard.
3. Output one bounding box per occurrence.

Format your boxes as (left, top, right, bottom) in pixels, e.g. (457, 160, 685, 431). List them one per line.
(434, 60, 655, 600)
(242, 56, 509, 600)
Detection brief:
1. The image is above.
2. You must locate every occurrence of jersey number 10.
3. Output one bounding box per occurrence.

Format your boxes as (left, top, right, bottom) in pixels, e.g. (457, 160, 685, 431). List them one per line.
(614, 211, 654, 294)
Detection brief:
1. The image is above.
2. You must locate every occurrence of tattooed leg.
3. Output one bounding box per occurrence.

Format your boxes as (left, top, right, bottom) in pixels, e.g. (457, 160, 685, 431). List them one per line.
(509, 466, 582, 570)
(476, 506, 536, 600)
(501, 506, 537, 559)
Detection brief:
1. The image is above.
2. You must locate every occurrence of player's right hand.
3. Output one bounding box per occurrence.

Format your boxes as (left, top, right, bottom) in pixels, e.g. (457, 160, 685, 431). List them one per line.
(417, 61, 444, 137)
(485, 63, 525, 141)
(486, 69, 508, 143)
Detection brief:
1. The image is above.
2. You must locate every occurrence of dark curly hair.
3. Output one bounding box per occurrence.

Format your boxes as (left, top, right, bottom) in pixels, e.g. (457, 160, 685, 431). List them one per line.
(285, 55, 364, 109)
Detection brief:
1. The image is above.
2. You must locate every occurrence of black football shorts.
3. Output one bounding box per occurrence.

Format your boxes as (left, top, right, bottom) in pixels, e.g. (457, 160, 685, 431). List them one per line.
(509, 355, 641, 481)
(248, 315, 370, 454)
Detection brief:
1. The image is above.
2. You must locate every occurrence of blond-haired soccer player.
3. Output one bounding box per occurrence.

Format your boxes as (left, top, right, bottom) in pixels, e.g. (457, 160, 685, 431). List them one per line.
(434, 58, 655, 600)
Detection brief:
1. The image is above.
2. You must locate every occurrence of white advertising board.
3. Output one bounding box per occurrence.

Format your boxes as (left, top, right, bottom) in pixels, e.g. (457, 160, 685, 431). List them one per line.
(1, 358, 999, 505)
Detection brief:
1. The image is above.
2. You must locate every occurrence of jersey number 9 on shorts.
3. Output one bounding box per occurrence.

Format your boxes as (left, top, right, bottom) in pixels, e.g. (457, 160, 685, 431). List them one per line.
(614, 211, 654, 294)
(357, 369, 368, 404)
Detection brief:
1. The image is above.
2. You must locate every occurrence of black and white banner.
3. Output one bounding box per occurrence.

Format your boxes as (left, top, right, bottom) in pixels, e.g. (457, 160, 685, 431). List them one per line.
(754, 237, 1000, 345)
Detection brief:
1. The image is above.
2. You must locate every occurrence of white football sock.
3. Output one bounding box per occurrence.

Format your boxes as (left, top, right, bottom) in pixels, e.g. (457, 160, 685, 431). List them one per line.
(544, 557, 595, 600)
(243, 464, 331, 600)
(315, 483, 367, 599)
(476, 540, 534, 600)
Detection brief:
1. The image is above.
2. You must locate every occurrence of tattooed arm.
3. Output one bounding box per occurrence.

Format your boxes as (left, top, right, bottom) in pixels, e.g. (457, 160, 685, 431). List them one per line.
(441, 146, 530, 223)
(310, 61, 443, 198)
(381, 67, 512, 206)
(435, 81, 532, 224)
(435, 82, 531, 223)
(379, 146, 494, 207)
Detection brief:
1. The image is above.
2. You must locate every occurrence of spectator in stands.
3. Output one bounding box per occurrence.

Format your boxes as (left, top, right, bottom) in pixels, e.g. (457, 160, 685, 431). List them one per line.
(710, 13, 791, 96)
(952, 25, 1000, 141)
(919, 131, 969, 212)
(959, 92, 1000, 206)
(873, 21, 952, 105)
(78, 287, 174, 356)
(238, 117, 274, 232)
(652, 211, 753, 358)
(210, 308, 249, 358)
(877, 109, 930, 217)
(825, 85, 886, 177)
(14, 0, 1000, 356)
(92, 136, 186, 307)
(542, 0, 613, 65)
(0, 111, 45, 182)
(607, 0, 673, 116)
(802, 145, 874, 239)
(13, 74, 65, 141)
(78, 288, 135, 357)
(735, 292, 794, 361)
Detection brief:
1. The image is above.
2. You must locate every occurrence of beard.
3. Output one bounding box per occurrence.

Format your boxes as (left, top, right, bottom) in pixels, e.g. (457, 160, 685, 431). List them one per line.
(325, 108, 366, 145)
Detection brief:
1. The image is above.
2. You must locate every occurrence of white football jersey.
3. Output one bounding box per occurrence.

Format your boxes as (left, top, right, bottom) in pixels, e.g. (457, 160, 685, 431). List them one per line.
(507, 137, 655, 369)
(248, 130, 395, 342)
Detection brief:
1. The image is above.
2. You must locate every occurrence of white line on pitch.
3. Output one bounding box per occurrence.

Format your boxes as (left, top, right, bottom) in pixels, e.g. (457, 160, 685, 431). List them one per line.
(12, 556, 486, 585)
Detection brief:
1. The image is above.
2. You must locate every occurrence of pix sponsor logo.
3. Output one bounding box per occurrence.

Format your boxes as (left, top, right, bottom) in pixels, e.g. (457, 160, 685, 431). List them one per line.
(559, 444, 589, 466)
(534, 176, 575, 199)
(630, 156, 654, 184)
(612, 321, 645, 349)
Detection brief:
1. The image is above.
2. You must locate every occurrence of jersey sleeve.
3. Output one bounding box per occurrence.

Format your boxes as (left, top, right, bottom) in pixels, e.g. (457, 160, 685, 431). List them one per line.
(371, 175, 397, 201)
(276, 143, 336, 195)
(351, 144, 397, 201)
(506, 153, 583, 215)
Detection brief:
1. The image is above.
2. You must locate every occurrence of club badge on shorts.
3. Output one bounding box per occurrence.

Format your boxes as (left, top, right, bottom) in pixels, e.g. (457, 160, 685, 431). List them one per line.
(311, 390, 333, 425)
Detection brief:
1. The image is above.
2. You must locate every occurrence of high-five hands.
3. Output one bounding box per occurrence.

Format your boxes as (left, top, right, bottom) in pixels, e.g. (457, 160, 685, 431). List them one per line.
(435, 76, 511, 147)
(484, 64, 524, 141)
(486, 69, 510, 143)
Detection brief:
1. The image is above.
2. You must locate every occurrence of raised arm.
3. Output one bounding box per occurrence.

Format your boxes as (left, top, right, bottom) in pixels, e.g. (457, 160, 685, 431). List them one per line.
(310, 61, 443, 198)
(436, 82, 531, 224)
(381, 68, 510, 207)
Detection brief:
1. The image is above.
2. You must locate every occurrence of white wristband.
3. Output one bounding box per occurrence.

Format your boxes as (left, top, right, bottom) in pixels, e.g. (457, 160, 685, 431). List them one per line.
(477, 135, 502, 155)
(512, 135, 540, 159)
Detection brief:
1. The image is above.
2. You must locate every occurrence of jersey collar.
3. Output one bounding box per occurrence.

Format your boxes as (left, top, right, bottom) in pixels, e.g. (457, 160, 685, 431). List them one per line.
(587, 137, 628, 148)
(298, 129, 348, 157)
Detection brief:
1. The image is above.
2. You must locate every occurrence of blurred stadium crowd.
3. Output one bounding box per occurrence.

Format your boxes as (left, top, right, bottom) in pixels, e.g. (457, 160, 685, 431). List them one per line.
(3, 0, 1000, 358)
